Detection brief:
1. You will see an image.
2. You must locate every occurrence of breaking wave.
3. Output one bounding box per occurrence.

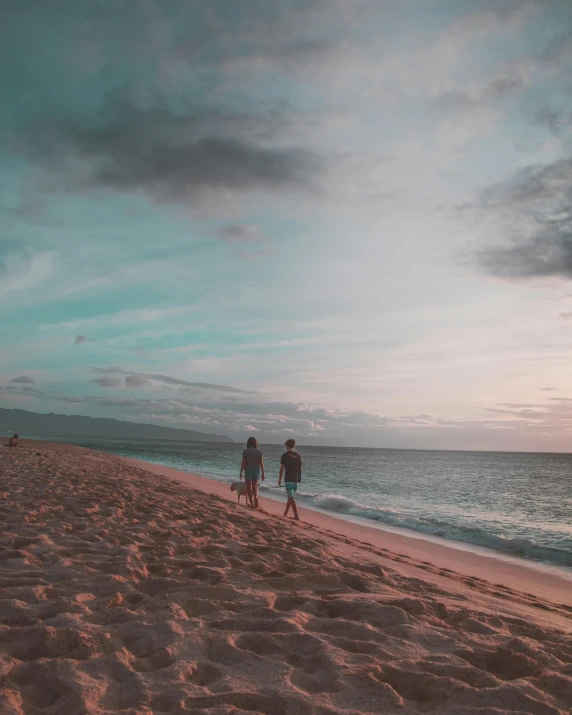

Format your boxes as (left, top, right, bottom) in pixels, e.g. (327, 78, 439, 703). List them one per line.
(296, 493, 572, 567)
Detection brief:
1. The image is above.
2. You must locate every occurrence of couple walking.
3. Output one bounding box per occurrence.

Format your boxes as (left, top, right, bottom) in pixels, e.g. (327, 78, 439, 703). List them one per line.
(239, 437, 302, 520)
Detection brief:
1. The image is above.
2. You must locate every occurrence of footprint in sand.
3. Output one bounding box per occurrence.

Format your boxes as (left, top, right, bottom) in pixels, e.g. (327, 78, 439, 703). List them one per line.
(185, 661, 223, 686)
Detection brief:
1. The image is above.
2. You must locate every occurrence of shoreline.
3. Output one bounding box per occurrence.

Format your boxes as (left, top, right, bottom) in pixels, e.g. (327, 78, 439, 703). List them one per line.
(128, 457, 572, 607)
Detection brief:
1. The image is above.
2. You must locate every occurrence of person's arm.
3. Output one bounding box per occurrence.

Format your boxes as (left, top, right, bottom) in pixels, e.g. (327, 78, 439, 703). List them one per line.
(278, 464, 285, 485)
(240, 456, 246, 480)
(260, 456, 265, 481)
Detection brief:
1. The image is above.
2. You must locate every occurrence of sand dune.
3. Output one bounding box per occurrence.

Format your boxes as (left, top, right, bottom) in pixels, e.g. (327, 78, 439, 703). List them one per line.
(1, 441, 571, 714)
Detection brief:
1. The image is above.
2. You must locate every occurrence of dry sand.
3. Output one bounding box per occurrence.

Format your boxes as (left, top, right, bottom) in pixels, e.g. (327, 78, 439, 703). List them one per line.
(1, 441, 571, 715)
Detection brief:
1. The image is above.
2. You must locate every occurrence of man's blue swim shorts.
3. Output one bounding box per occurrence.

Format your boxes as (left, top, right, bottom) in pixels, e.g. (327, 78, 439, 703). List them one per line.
(285, 482, 297, 498)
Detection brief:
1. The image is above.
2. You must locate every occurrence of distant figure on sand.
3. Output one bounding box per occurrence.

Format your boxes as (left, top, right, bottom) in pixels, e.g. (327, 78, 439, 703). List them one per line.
(279, 438, 302, 520)
(8, 434, 19, 448)
(240, 436, 265, 508)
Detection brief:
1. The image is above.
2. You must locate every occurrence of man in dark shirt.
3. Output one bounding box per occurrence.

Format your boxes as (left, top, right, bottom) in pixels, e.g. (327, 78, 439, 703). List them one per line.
(278, 438, 302, 521)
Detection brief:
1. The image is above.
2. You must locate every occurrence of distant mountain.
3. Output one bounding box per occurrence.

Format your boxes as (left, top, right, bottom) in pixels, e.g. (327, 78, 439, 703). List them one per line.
(0, 408, 233, 443)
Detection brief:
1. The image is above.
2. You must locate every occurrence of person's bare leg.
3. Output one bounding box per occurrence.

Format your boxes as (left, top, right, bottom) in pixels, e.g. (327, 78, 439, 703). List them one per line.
(291, 498, 300, 520)
(285, 498, 299, 519)
(246, 481, 254, 507)
(252, 482, 259, 508)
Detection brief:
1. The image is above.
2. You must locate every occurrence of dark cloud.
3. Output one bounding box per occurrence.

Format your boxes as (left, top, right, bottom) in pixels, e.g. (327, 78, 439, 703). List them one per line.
(486, 407, 546, 418)
(93, 377, 123, 388)
(216, 224, 266, 243)
(0, 385, 43, 396)
(476, 157, 572, 279)
(533, 26, 572, 133)
(534, 105, 572, 135)
(10, 375, 36, 384)
(479, 234, 572, 279)
(471, 5, 572, 283)
(125, 375, 151, 389)
(22, 105, 320, 205)
(74, 334, 95, 344)
(484, 76, 526, 99)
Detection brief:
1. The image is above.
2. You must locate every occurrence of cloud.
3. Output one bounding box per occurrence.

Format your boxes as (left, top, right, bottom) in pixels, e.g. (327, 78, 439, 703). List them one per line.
(476, 157, 572, 279)
(125, 375, 151, 389)
(90, 367, 247, 394)
(216, 1, 537, 100)
(23, 106, 320, 205)
(93, 377, 123, 388)
(215, 222, 277, 261)
(28, 389, 566, 447)
(0, 385, 43, 396)
(530, 25, 572, 133)
(5, 370, 572, 449)
(216, 224, 266, 243)
(237, 245, 278, 262)
(458, 8, 572, 282)
(74, 335, 94, 344)
(10, 375, 36, 384)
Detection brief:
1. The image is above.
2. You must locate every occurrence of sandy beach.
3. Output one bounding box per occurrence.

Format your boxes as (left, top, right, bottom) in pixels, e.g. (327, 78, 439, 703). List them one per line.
(1, 441, 571, 714)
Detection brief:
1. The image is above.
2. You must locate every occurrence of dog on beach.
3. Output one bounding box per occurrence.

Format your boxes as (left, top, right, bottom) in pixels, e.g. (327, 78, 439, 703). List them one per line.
(230, 481, 249, 503)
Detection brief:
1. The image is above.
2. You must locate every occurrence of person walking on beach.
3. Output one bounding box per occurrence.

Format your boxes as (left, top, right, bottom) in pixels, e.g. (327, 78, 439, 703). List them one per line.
(278, 438, 302, 521)
(240, 436, 265, 508)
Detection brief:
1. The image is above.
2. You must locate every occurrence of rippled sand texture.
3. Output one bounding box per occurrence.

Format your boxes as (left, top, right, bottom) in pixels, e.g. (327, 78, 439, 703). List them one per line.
(1, 442, 571, 715)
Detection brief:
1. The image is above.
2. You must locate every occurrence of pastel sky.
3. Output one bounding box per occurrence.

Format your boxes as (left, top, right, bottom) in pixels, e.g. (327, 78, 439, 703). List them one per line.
(2, 0, 572, 450)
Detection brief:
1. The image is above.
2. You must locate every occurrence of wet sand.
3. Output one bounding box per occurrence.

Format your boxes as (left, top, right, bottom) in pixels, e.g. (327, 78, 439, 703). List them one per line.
(1, 440, 571, 714)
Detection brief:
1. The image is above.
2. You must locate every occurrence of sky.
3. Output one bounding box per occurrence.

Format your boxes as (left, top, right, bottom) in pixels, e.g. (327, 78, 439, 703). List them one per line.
(2, 0, 572, 451)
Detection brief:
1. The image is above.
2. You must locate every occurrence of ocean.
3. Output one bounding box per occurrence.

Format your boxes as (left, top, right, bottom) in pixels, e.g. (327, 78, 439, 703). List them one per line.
(44, 437, 572, 570)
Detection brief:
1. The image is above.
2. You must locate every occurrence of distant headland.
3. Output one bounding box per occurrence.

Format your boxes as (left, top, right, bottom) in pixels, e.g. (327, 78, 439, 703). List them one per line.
(0, 407, 233, 443)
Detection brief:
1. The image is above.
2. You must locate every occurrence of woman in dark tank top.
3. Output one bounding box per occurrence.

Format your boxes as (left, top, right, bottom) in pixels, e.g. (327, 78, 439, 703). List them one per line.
(240, 436, 265, 508)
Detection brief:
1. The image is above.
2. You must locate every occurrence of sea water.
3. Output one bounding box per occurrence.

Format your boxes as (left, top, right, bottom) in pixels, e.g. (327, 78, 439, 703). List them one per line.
(46, 437, 572, 569)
